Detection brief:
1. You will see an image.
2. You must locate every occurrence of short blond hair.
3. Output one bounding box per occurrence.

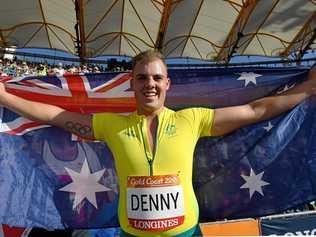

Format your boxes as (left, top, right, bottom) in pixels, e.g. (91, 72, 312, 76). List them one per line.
(132, 50, 167, 71)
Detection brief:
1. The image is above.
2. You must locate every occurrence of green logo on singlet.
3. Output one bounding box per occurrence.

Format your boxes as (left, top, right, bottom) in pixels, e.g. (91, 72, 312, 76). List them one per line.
(165, 124, 176, 136)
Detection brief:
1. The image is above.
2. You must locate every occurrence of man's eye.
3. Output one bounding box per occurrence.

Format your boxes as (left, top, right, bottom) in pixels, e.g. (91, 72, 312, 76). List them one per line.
(154, 75, 163, 80)
(136, 76, 146, 80)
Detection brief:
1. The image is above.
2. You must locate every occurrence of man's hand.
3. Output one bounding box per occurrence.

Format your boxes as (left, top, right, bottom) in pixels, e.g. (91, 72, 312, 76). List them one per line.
(308, 65, 316, 95)
(0, 82, 8, 105)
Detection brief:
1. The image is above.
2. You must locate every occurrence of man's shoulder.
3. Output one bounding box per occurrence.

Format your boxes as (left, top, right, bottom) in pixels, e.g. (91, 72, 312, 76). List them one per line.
(174, 107, 213, 115)
(93, 112, 133, 120)
(93, 112, 133, 137)
(173, 107, 214, 124)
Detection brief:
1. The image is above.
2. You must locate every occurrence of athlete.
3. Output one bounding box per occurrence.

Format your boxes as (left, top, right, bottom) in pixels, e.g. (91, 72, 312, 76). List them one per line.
(0, 50, 315, 236)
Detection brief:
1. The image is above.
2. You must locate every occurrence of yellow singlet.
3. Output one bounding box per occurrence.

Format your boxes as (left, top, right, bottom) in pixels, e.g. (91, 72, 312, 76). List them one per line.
(93, 107, 214, 236)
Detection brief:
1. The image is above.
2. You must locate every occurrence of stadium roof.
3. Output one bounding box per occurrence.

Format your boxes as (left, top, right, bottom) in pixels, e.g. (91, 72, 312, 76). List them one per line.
(0, 0, 315, 62)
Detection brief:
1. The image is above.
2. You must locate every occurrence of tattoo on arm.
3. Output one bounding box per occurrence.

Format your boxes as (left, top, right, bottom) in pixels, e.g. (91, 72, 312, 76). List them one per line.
(65, 121, 92, 136)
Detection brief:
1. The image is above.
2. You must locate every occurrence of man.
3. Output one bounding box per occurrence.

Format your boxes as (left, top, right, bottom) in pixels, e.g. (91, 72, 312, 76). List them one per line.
(0, 50, 315, 236)
(20, 61, 30, 76)
(54, 62, 65, 76)
(37, 63, 48, 76)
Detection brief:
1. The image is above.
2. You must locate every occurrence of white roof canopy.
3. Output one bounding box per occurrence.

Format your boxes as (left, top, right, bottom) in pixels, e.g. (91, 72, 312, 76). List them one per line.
(0, 0, 315, 62)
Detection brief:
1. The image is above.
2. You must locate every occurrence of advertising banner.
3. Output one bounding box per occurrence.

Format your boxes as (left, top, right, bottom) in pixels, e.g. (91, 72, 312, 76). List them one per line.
(200, 219, 260, 236)
(261, 212, 316, 236)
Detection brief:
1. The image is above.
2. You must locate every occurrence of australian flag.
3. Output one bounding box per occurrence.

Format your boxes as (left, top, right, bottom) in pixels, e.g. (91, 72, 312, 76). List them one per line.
(0, 66, 314, 231)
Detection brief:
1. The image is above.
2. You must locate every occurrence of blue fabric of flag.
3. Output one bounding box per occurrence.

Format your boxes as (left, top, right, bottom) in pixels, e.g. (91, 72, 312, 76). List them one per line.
(0, 66, 313, 229)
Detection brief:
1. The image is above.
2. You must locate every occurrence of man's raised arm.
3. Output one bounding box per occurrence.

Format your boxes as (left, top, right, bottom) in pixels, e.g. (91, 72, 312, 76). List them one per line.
(212, 66, 316, 136)
(0, 82, 94, 140)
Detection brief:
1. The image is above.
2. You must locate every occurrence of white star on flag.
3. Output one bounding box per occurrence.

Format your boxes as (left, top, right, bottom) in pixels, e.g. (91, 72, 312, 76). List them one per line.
(59, 159, 111, 209)
(240, 169, 269, 199)
(237, 72, 262, 86)
(263, 122, 273, 132)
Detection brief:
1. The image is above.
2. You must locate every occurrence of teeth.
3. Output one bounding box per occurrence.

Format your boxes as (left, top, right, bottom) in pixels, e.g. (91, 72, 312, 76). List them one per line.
(144, 92, 157, 96)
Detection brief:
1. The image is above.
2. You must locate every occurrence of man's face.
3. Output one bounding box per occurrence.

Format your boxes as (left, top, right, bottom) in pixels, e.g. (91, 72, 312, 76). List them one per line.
(131, 59, 170, 115)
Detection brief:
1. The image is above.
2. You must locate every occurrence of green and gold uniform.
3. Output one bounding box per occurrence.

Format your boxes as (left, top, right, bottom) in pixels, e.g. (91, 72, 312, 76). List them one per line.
(93, 108, 214, 236)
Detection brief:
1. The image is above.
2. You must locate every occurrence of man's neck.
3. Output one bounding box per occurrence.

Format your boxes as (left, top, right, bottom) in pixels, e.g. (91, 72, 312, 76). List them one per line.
(137, 107, 165, 153)
(137, 106, 165, 120)
(146, 115, 158, 154)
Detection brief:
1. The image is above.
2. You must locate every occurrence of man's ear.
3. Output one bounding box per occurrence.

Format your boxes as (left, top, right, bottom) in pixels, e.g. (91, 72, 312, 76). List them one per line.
(166, 77, 171, 90)
(130, 74, 134, 91)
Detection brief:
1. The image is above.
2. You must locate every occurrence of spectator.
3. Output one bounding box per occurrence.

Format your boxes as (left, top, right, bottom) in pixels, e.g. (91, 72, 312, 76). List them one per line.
(68, 65, 78, 74)
(7, 61, 17, 76)
(54, 63, 65, 76)
(20, 61, 30, 76)
(92, 66, 100, 73)
(80, 65, 89, 74)
(0, 59, 7, 76)
(0, 58, 113, 76)
(0, 59, 3, 71)
(37, 64, 47, 76)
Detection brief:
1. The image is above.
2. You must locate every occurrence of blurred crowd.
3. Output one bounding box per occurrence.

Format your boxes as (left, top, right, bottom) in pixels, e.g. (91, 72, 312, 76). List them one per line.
(0, 57, 128, 77)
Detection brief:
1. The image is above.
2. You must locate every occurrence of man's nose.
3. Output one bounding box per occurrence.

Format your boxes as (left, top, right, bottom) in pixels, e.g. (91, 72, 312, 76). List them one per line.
(145, 77, 155, 87)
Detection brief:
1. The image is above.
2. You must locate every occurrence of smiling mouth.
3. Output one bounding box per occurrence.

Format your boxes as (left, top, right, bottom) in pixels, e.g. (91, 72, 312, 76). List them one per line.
(143, 91, 158, 98)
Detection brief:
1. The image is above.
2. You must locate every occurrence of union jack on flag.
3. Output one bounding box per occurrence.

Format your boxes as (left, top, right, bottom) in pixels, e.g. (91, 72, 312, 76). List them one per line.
(0, 72, 135, 135)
